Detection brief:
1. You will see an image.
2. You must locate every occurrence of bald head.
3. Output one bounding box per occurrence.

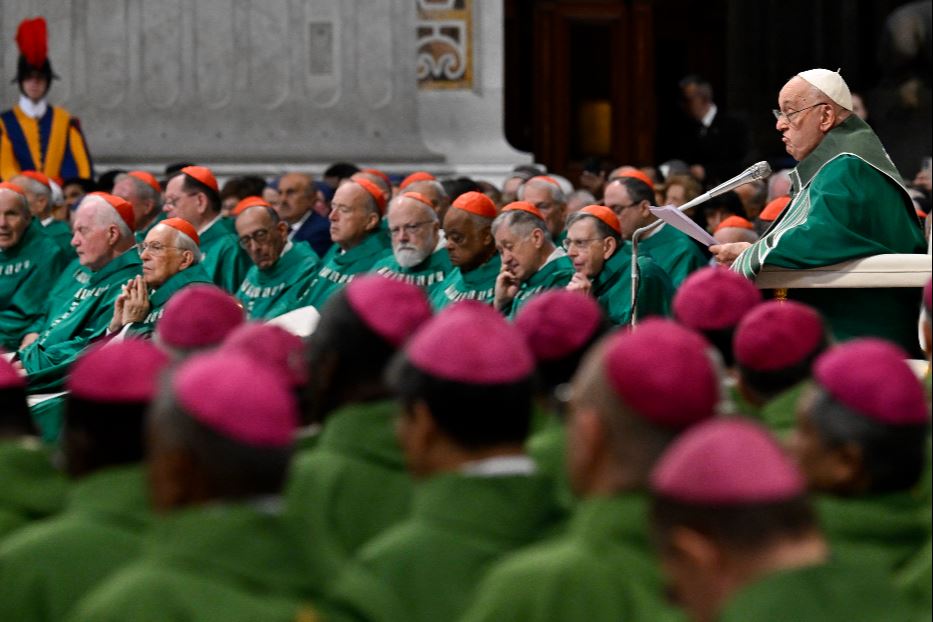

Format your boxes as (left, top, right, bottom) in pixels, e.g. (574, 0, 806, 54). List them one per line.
(275, 172, 315, 225)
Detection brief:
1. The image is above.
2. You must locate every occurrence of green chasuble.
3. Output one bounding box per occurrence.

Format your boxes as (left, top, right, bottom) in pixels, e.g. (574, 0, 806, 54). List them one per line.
(896, 538, 932, 622)
(293, 231, 391, 310)
(25, 258, 92, 335)
(0, 466, 149, 622)
(133, 212, 166, 244)
(0, 439, 66, 540)
(198, 216, 251, 294)
(817, 492, 930, 577)
(462, 494, 681, 622)
(123, 264, 213, 338)
(430, 254, 501, 310)
(18, 250, 142, 393)
(506, 250, 575, 320)
(237, 242, 319, 320)
(346, 468, 564, 622)
(68, 502, 332, 622)
(733, 116, 925, 351)
(591, 244, 673, 325)
(526, 409, 574, 513)
(285, 400, 411, 561)
(719, 560, 912, 622)
(0, 220, 68, 350)
(372, 247, 452, 295)
(637, 222, 708, 288)
(42, 219, 75, 257)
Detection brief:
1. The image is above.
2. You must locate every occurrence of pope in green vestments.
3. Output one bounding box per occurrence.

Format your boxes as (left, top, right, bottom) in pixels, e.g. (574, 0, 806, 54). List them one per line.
(731, 116, 925, 351)
(462, 494, 681, 622)
(285, 400, 412, 560)
(0, 439, 66, 540)
(637, 223, 708, 288)
(0, 466, 149, 622)
(18, 249, 141, 392)
(0, 219, 68, 350)
(197, 216, 251, 294)
(430, 254, 501, 310)
(237, 242, 319, 320)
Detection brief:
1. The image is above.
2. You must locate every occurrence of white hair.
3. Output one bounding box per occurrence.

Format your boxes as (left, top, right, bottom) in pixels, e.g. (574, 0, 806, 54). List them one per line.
(518, 177, 566, 204)
(15, 176, 51, 200)
(0, 188, 30, 217)
(153, 224, 202, 265)
(80, 195, 134, 241)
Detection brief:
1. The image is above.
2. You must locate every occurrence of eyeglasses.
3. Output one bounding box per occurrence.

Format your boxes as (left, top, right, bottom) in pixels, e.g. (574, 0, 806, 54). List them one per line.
(163, 192, 197, 207)
(238, 228, 272, 248)
(389, 221, 433, 237)
(562, 237, 604, 251)
(136, 242, 183, 255)
(606, 202, 637, 212)
(772, 102, 827, 123)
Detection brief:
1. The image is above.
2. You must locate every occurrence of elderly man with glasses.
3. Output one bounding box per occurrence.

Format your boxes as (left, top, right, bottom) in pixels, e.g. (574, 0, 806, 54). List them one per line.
(564, 205, 672, 325)
(372, 192, 451, 294)
(233, 198, 319, 320)
(107, 217, 211, 338)
(712, 69, 926, 352)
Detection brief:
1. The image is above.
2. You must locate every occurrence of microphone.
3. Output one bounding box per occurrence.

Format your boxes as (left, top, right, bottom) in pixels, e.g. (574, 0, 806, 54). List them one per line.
(628, 162, 772, 326)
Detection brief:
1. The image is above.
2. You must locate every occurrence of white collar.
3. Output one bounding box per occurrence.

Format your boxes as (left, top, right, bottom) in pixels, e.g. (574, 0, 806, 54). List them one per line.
(41, 216, 55, 227)
(542, 246, 566, 266)
(460, 455, 537, 477)
(288, 210, 313, 239)
(18, 95, 47, 119)
(197, 214, 223, 235)
(701, 103, 718, 128)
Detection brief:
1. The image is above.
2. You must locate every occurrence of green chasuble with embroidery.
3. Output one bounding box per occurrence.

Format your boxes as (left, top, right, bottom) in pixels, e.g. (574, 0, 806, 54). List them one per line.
(591, 244, 673, 325)
(372, 247, 451, 295)
(719, 560, 912, 622)
(0, 220, 68, 350)
(19, 250, 142, 392)
(123, 265, 212, 339)
(506, 251, 575, 320)
(285, 400, 410, 562)
(68, 502, 335, 622)
(0, 439, 67, 540)
(294, 232, 391, 310)
(344, 470, 564, 622)
(237, 243, 319, 320)
(733, 116, 925, 351)
(462, 494, 682, 622)
(430, 255, 501, 310)
(25, 258, 92, 335)
(0, 466, 149, 622)
(198, 217, 251, 294)
(638, 223, 708, 288)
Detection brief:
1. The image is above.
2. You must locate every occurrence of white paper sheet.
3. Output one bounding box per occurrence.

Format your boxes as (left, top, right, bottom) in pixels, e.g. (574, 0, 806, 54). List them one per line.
(648, 205, 718, 247)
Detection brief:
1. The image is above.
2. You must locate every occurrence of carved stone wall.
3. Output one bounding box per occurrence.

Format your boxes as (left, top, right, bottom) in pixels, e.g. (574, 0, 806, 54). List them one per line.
(2, 0, 528, 178)
(1, 0, 439, 164)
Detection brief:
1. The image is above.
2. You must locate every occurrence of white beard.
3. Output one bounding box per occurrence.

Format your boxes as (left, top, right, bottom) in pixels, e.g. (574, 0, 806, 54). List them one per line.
(394, 245, 431, 268)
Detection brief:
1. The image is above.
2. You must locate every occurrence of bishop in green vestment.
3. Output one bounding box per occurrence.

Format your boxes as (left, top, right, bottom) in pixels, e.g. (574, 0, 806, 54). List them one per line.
(0, 340, 165, 622)
(492, 203, 574, 319)
(17, 193, 141, 392)
(0, 186, 68, 350)
(234, 204, 319, 319)
(464, 319, 718, 622)
(716, 72, 926, 352)
(70, 349, 338, 622)
(430, 191, 501, 310)
(339, 301, 564, 622)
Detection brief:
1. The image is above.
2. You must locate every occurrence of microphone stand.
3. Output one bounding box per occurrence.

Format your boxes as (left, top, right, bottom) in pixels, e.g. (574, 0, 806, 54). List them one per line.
(628, 162, 772, 328)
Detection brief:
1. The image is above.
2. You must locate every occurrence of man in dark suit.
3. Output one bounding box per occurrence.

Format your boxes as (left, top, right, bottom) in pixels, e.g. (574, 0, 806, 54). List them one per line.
(275, 172, 332, 257)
